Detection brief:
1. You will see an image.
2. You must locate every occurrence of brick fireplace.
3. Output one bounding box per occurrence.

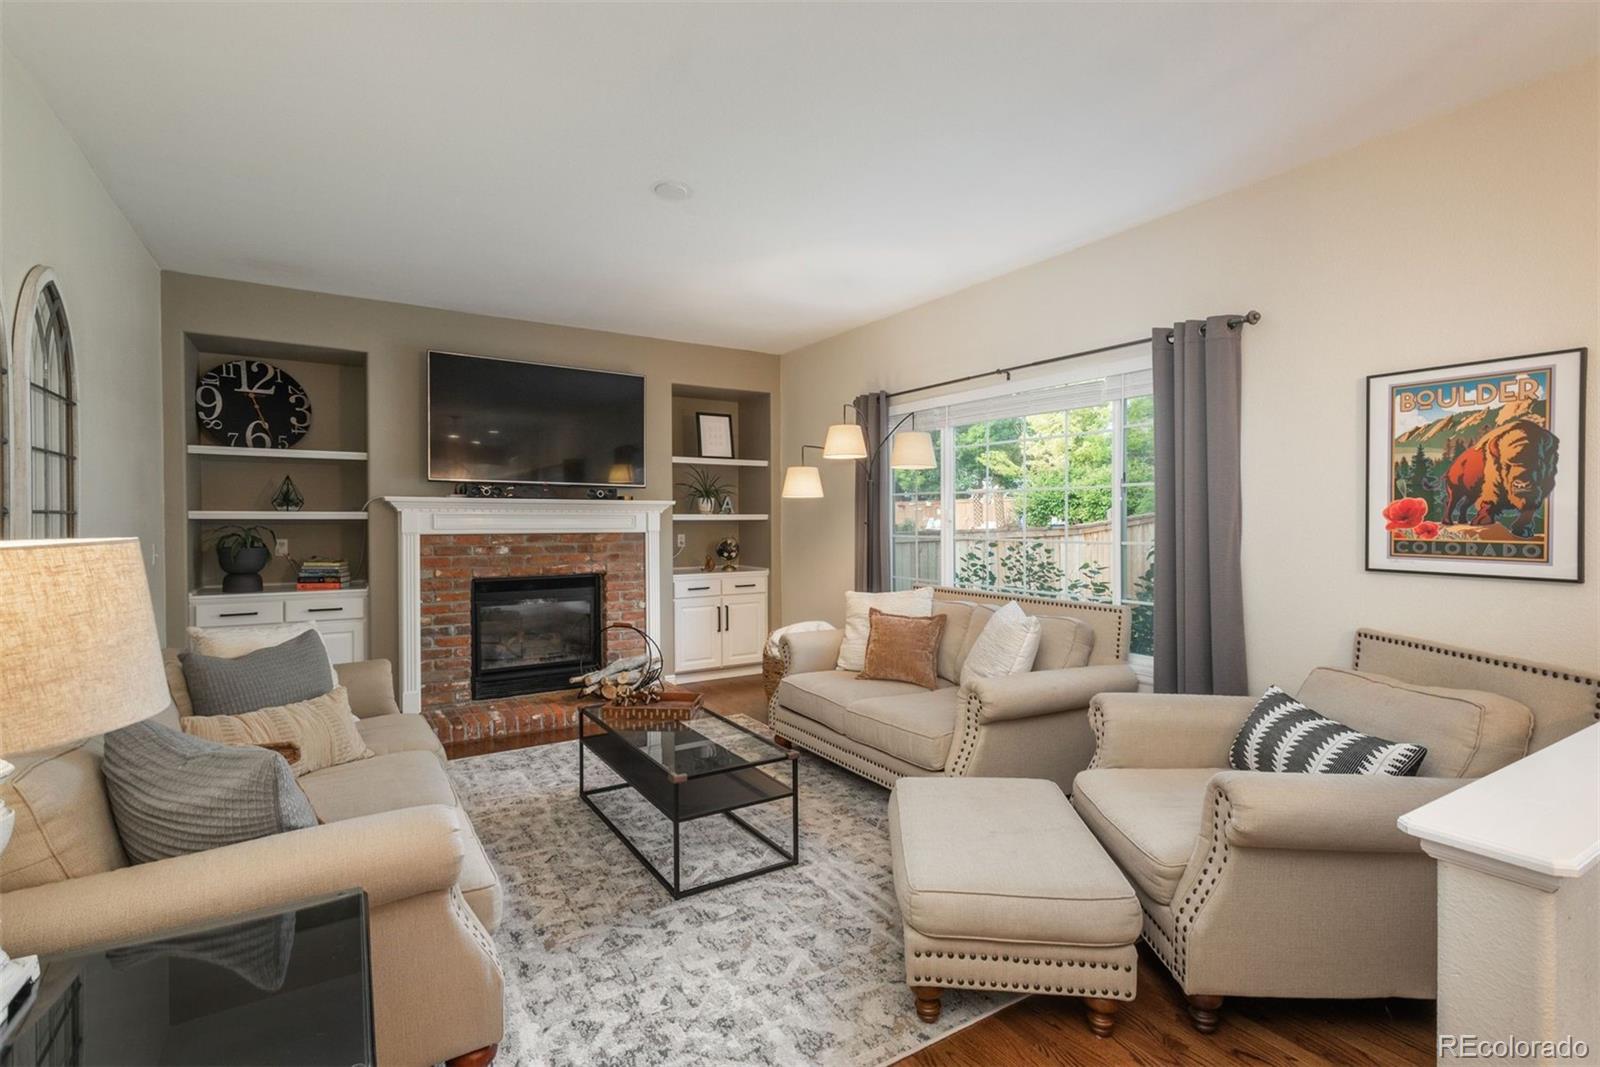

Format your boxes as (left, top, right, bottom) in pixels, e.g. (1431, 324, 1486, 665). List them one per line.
(385, 497, 671, 742)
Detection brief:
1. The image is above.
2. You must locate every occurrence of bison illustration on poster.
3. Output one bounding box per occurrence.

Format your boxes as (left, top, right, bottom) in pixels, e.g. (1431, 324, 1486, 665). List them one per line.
(1366, 348, 1585, 583)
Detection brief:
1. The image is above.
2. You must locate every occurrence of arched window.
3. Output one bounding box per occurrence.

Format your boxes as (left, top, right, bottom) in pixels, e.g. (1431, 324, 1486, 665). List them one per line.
(12, 267, 77, 538)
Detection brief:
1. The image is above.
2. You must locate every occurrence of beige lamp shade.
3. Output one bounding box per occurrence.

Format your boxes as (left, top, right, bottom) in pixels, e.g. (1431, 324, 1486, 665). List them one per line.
(822, 422, 868, 461)
(781, 465, 824, 499)
(889, 430, 937, 469)
(0, 538, 169, 756)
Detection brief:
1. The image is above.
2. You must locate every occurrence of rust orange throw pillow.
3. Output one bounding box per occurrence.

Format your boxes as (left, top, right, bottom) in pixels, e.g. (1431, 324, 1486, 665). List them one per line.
(859, 608, 947, 689)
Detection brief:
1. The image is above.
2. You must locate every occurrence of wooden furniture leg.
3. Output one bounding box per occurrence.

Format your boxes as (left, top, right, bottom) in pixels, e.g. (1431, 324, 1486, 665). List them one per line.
(445, 1044, 497, 1067)
(1083, 997, 1119, 1038)
(773, 734, 792, 749)
(912, 985, 942, 1023)
(1187, 994, 1224, 1033)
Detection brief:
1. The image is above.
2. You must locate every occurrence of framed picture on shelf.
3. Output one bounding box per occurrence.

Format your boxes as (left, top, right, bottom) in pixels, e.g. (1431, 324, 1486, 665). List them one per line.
(696, 412, 735, 459)
(1365, 347, 1585, 583)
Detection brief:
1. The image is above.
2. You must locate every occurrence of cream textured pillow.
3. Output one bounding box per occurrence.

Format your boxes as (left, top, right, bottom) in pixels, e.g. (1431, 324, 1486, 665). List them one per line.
(187, 623, 338, 690)
(180, 686, 372, 777)
(837, 587, 934, 671)
(959, 601, 1041, 689)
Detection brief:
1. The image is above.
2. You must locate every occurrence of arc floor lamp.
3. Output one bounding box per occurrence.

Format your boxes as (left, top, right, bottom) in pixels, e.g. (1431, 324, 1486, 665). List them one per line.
(782, 404, 935, 499)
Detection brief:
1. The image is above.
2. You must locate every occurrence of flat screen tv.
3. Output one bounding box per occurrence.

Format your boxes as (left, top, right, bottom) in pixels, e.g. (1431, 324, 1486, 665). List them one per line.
(427, 350, 646, 487)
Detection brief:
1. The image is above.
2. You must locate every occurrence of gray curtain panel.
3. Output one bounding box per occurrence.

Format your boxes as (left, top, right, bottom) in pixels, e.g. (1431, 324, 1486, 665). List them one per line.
(1152, 316, 1248, 694)
(853, 391, 892, 592)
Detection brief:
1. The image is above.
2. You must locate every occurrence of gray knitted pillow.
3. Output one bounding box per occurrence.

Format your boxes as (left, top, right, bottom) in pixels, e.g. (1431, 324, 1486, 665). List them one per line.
(180, 630, 333, 717)
(102, 719, 317, 863)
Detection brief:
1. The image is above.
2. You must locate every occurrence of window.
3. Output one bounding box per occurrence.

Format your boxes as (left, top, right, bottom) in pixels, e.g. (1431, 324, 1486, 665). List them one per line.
(889, 366, 1156, 658)
(12, 268, 77, 538)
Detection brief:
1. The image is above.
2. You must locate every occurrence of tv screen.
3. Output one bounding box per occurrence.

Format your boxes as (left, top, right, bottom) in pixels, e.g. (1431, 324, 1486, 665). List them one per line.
(427, 351, 646, 487)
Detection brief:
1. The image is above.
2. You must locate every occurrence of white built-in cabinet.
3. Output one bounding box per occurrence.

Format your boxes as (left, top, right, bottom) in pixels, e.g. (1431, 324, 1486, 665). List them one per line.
(188, 587, 370, 664)
(672, 570, 768, 677)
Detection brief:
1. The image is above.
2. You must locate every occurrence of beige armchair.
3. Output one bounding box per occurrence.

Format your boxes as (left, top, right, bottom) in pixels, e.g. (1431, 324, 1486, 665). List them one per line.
(1, 658, 504, 1067)
(1069, 629, 1599, 1033)
(772, 589, 1138, 792)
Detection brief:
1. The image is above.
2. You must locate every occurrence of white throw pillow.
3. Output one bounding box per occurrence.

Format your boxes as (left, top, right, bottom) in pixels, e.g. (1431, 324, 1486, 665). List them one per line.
(959, 601, 1041, 689)
(187, 622, 338, 690)
(836, 587, 934, 672)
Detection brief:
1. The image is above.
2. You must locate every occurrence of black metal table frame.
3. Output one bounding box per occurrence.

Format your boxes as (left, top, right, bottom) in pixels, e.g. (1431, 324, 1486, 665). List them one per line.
(578, 708, 800, 899)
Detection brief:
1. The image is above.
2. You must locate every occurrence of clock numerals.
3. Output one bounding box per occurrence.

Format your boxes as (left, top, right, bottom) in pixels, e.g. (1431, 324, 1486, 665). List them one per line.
(196, 360, 311, 448)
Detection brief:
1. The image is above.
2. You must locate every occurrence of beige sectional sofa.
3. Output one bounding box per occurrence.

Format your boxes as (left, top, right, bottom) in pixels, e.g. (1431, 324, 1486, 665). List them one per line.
(0, 656, 504, 1067)
(771, 588, 1138, 791)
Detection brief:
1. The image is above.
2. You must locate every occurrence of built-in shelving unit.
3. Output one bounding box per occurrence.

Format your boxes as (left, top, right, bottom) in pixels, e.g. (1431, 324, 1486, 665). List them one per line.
(670, 455, 769, 468)
(190, 580, 371, 600)
(178, 332, 372, 602)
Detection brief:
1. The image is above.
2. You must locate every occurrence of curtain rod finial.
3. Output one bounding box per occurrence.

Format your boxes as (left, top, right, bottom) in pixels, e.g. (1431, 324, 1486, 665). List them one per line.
(1242, 310, 1261, 325)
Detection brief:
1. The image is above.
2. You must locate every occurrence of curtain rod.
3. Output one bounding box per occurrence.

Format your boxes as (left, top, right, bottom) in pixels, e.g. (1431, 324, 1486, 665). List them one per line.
(886, 310, 1261, 401)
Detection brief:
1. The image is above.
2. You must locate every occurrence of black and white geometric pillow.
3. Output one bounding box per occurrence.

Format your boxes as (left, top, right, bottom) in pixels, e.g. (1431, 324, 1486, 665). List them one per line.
(1228, 686, 1427, 777)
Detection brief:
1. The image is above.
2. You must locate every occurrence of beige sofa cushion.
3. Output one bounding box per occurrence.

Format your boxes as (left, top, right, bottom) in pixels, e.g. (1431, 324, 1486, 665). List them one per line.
(1295, 667, 1532, 778)
(180, 686, 373, 776)
(890, 776, 1140, 946)
(1071, 767, 1213, 905)
(299, 750, 501, 930)
(358, 713, 447, 763)
(1033, 614, 1096, 671)
(1, 741, 127, 891)
(776, 670, 952, 734)
(931, 600, 978, 682)
(844, 687, 962, 771)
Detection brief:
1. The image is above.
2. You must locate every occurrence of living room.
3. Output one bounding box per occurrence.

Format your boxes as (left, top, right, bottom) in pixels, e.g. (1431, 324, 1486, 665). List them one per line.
(0, 4, 1596, 1066)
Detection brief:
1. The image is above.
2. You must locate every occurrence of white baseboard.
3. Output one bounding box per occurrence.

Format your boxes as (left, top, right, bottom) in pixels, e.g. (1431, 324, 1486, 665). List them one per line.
(669, 665, 763, 684)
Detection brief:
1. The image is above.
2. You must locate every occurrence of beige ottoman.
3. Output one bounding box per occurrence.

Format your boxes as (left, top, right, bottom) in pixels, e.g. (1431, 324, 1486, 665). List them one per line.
(888, 776, 1141, 1037)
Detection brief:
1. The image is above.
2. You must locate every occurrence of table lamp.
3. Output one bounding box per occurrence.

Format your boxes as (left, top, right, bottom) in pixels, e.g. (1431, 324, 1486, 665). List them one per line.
(0, 538, 169, 1021)
(0, 537, 170, 936)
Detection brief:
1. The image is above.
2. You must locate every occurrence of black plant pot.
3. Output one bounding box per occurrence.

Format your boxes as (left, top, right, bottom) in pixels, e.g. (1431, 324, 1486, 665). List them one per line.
(218, 544, 270, 593)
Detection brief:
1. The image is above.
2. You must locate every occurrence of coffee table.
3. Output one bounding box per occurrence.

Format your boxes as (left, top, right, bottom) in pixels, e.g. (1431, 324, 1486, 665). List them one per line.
(578, 703, 799, 899)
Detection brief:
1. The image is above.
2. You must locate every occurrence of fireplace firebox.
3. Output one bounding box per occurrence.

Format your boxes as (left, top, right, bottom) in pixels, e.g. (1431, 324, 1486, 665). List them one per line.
(470, 574, 604, 699)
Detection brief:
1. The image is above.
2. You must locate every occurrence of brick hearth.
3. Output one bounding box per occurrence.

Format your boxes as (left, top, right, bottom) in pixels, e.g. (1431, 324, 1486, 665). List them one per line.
(418, 531, 646, 746)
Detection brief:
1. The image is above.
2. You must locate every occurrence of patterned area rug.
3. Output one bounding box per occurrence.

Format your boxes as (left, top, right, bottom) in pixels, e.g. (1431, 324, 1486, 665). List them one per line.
(447, 721, 1015, 1066)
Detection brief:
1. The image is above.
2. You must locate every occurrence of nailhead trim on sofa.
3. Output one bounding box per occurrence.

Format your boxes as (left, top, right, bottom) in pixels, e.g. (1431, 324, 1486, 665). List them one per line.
(1353, 629, 1600, 724)
(931, 587, 1129, 661)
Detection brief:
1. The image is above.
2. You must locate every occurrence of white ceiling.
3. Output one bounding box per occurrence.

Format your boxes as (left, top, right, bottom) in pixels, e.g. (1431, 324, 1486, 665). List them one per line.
(4, 3, 1595, 354)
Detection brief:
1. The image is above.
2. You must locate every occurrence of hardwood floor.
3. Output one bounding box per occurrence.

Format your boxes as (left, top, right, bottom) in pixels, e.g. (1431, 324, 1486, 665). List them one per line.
(447, 675, 1436, 1064)
(893, 949, 1433, 1065)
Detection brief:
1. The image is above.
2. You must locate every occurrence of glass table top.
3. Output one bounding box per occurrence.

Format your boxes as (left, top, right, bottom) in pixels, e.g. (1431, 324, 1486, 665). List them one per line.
(580, 704, 792, 780)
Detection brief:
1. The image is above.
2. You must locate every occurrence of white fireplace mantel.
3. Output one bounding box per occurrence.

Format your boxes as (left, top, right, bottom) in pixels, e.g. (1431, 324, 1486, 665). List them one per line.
(383, 496, 673, 713)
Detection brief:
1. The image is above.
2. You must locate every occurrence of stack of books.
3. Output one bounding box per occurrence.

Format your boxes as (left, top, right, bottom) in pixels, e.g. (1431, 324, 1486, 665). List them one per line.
(296, 559, 352, 591)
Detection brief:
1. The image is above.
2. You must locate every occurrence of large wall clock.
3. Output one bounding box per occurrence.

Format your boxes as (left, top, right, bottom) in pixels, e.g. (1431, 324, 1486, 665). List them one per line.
(195, 359, 312, 448)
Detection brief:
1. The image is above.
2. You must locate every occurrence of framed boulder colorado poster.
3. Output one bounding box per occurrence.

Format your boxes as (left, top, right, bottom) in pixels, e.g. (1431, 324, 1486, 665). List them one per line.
(1367, 347, 1585, 582)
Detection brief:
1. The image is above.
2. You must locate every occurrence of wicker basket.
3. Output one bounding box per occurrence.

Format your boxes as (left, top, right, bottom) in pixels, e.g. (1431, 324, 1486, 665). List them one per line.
(762, 645, 785, 704)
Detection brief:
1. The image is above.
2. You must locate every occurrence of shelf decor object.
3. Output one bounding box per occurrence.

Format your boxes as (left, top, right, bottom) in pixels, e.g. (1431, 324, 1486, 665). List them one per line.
(195, 359, 313, 449)
(716, 537, 741, 570)
(271, 476, 305, 512)
(677, 466, 731, 515)
(695, 412, 736, 459)
(209, 524, 277, 593)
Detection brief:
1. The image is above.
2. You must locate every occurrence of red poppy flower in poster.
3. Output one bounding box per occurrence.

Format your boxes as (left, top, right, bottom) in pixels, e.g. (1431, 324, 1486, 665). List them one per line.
(1383, 498, 1429, 531)
(1414, 521, 1441, 540)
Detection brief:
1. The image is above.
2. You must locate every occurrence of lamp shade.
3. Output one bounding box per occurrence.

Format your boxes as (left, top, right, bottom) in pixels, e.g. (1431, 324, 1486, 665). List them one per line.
(822, 422, 868, 460)
(0, 538, 169, 756)
(889, 430, 937, 469)
(781, 465, 824, 499)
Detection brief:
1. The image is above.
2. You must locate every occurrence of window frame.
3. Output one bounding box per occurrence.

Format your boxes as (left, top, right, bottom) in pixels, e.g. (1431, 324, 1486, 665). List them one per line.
(11, 266, 79, 538)
(0, 277, 9, 537)
(888, 350, 1154, 680)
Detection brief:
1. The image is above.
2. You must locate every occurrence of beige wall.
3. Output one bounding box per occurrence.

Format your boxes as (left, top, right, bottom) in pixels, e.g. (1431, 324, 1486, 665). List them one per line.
(160, 273, 779, 666)
(1, 49, 165, 622)
(780, 62, 1600, 686)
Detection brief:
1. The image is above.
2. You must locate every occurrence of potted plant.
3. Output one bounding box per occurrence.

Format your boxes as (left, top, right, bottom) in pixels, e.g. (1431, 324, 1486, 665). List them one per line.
(207, 524, 277, 592)
(676, 466, 731, 515)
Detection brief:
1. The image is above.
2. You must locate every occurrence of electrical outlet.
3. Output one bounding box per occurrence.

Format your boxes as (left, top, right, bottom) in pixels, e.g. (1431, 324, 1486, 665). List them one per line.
(275, 537, 291, 558)
(674, 533, 687, 550)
